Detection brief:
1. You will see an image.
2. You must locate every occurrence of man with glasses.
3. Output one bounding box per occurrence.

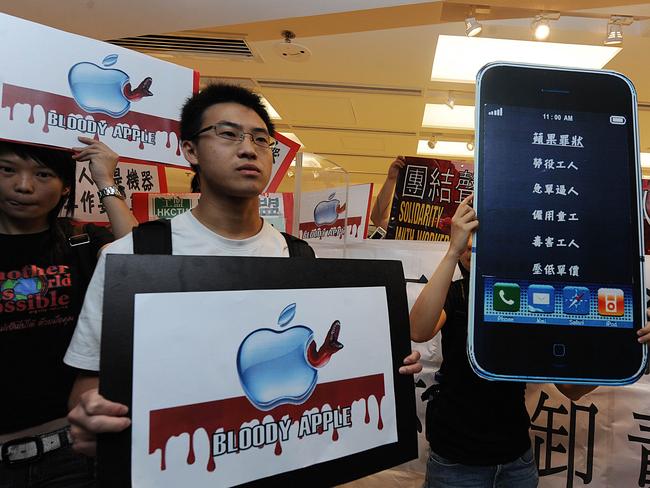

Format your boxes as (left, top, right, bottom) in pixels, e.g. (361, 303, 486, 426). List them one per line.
(63, 83, 422, 456)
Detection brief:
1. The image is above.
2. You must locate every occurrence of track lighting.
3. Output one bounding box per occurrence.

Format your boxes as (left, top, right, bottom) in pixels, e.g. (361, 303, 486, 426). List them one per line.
(465, 17, 482, 37)
(445, 92, 455, 109)
(604, 16, 633, 46)
(532, 16, 551, 41)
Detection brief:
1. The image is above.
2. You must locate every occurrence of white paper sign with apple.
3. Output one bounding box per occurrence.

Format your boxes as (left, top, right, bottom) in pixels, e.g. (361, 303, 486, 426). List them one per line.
(130, 287, 397, 487)
(299, 184, 373, 242)
(0, 13, 196, 166)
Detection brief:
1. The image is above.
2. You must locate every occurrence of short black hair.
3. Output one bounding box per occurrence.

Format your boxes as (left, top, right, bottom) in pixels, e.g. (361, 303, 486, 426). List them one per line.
(0, 141, 75, 218)
(180, 83, 275, 142)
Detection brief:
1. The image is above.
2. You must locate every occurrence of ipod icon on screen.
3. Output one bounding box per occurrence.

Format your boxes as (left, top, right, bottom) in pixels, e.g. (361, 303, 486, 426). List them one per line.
(598, 288, 624, 317)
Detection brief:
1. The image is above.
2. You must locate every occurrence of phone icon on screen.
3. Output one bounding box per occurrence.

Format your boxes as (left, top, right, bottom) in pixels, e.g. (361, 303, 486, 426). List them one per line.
(493, 283, 520, 311)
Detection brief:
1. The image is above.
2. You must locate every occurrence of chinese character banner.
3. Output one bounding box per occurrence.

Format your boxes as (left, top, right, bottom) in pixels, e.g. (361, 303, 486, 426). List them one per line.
(131, 191, 294, 232)
(386, 157, 474, 241)
(75, 160, 165, 223)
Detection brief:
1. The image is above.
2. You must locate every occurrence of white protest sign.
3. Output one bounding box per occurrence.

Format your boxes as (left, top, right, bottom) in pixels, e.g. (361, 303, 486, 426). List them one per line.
(0, 13, 196, 166)
(265, 132, 300, 192)
(131, 287, 397, 486)
(299, 184, 373, 241)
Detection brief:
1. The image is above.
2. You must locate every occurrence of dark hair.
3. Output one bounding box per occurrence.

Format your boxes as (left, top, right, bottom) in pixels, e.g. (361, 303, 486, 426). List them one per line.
(180, 83, 275, 142)
(0, 141, 76, 257)
(190, 172, 200, 193)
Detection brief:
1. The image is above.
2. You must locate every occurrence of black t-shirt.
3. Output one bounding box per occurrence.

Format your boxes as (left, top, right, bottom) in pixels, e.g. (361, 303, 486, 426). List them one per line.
(427, 277, 531, 465)
(0, 220, 112, 433)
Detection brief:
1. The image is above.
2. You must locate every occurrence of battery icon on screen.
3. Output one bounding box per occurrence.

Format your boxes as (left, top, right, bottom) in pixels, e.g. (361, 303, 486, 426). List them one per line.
(610, 115, 626, 125)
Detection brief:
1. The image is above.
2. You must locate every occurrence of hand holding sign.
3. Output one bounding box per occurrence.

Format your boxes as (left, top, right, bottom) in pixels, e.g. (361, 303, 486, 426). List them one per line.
(72, 136, 119, 189)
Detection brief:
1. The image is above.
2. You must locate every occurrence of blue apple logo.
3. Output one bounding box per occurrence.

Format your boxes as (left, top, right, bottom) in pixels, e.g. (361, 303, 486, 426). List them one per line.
(313, 192, 346, 226)
(68, 54, 153, 118)
(237, 303, 343, 411)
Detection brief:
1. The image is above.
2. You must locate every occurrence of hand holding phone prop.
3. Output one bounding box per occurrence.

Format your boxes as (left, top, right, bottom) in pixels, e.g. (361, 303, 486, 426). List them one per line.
(469, 62, 647, 386)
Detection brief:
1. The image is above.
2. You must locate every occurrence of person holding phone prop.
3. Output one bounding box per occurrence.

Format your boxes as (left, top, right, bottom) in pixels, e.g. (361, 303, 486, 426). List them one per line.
(370, 156, 405, 232)
(411, 194, 593, 488)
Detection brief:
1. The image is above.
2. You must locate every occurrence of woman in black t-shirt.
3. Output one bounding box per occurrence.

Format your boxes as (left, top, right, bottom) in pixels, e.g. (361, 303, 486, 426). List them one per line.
(0, 139, 137, 487)
(410, 195, 591, 488)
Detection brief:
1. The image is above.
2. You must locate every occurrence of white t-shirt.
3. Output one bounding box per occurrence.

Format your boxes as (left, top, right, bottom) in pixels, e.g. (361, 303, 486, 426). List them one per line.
(64, 211, 289, 372)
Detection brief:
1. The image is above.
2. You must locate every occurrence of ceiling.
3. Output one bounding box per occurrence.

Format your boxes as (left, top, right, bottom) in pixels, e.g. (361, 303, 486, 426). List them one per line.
(4, 0, 650, 194)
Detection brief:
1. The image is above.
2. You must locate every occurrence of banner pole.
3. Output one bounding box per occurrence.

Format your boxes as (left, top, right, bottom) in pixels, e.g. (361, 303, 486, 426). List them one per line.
(292, 152, 303, 236)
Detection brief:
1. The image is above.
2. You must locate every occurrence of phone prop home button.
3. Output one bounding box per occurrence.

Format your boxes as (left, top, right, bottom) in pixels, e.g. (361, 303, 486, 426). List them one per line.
(552, 343, 566, 358)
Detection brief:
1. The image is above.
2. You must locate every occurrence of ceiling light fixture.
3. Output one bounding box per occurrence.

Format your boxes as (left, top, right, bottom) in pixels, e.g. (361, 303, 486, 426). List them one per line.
(466, 139, 475, 151)
(445, 91, 455, 109)
(605, 22, 623, 45)
(422, 103, 475, 130)
(431, 35, 621, 83)
(427, 136, 437, 149)
(465, 16, 482, 37)
(604, 16, 633, 46)
(417, 140, 474, 158)
(532, 16, 551, 41)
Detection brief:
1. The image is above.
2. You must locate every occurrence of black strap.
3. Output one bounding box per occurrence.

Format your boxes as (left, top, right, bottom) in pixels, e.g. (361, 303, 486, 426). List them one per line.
(281, 232, 315, 258)
(56, 219, 100, 286)
(132, 219, 314, 257)
(132, 219, 172, 255)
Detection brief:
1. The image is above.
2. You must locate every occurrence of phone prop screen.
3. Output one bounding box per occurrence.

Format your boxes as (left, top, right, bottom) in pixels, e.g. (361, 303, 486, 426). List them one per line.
(470, 63, 646, 385)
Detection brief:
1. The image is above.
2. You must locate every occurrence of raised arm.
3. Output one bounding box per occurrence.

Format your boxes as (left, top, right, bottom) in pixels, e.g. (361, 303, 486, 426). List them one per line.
(370, 156, 405, 230)
(410, 195, 478, 342)
(72, 136, 138, 239)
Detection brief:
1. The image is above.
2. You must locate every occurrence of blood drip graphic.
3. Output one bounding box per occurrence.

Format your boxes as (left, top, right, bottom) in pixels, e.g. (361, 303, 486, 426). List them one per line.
(149, 374, 385, 472)
(1, 83, 179, 150)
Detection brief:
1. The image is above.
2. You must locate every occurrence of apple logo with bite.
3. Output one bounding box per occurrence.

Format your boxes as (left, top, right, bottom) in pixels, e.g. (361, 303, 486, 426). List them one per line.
(313, 192, 346, 226)
(68, 54, 153, 118)
(237, 303, 343, 410)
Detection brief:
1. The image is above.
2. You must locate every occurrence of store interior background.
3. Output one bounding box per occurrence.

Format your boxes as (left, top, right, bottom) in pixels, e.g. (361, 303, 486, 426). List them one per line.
(6, 0, 650, 206)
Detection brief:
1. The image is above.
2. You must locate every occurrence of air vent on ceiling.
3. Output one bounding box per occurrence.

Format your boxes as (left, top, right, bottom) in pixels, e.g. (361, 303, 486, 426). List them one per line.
(108, 34, 254, 59)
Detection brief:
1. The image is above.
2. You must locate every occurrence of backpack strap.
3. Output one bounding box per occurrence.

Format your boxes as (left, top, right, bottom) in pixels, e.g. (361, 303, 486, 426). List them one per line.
(131, 220, 313, 257)
(132, 219, 173, 255)
(281, 232, 315, 258)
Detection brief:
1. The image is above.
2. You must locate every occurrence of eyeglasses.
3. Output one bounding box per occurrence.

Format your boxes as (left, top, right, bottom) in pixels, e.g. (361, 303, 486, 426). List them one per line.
(190, 123, 277, 149)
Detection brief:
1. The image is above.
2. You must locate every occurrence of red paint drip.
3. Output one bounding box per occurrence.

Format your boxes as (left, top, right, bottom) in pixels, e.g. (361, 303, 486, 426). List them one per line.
(149, 374, 385, 473)
(377, 396, 384, 430)
(299, 217, 362, 241)
(364, 399, 371, 424)
(42, 118, 49, 133)
(207, 435, 215, 471)
(187, 431, 195, 465)
(28, 104, 34, 124)
(1, 83, 179, 139)
(166, 131, 171, 148)
(176, 139, 181, 156)
(332, 428, 339, 441)
(93, 132, 99, 141)
(139, 140, 145, 150)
